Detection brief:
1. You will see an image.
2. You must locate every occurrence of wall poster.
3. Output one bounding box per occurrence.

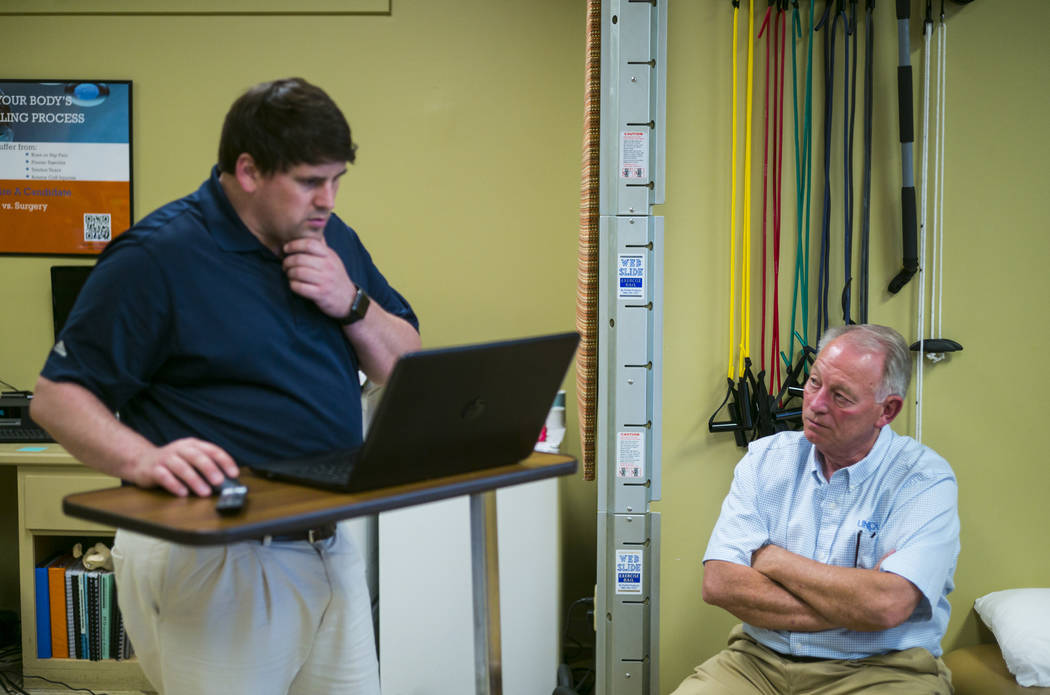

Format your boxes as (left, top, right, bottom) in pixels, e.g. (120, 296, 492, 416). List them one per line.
(0, 79, 132, 255)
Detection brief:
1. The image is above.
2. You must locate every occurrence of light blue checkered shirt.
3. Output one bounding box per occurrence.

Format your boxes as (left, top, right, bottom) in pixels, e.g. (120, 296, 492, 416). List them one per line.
(703, 426, 960, 659)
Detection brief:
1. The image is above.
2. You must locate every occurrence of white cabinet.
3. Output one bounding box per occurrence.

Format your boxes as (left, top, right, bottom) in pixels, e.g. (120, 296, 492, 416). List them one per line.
(378, 479, 560, 695)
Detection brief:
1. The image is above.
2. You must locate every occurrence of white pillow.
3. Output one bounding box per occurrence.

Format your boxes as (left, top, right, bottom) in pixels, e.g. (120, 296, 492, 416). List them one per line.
(974, 588, 1050, 687)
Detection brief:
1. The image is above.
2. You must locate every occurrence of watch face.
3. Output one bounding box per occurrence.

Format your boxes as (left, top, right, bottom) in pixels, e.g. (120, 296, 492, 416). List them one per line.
(341, 289, 370, 325)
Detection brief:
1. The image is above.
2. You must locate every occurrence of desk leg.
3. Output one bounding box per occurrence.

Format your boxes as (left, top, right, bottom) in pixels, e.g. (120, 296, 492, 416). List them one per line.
(469, 491, 502, 695)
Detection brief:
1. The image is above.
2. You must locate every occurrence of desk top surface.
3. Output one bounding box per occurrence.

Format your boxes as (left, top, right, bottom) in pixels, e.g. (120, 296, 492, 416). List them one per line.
(63, 452, 576, 545)
(0, 442, 77, 466)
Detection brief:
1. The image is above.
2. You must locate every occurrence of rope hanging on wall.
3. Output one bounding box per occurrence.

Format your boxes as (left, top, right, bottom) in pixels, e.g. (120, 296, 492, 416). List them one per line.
(912, 0, 963, 443)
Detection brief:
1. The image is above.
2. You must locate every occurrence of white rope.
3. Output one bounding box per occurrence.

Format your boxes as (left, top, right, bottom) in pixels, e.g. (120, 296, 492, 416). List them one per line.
(927, 15, 948, 365)
(929, 21, 940, 355)
(915, 17, 933, 443)
(936, 20, 947, 341)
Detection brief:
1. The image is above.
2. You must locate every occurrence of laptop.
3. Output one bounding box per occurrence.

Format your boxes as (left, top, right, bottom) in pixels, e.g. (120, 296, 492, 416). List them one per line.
(249, 331, 579, 493)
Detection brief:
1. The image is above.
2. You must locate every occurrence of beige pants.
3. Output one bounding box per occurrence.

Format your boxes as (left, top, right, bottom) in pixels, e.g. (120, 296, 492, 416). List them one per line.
(111, 522, 378, 695)
(670, 625, 953, 695)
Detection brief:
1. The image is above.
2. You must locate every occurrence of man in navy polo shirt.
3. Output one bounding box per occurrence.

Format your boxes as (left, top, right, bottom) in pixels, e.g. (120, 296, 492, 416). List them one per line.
(32, 77, 420, 694)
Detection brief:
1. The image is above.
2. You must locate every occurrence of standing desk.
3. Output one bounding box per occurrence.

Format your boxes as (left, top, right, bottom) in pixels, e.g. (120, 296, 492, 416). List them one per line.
(62, 451, 576, 695)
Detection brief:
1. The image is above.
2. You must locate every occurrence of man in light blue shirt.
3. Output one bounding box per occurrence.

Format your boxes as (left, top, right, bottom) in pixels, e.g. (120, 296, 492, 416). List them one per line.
(671, 324, 959, 695)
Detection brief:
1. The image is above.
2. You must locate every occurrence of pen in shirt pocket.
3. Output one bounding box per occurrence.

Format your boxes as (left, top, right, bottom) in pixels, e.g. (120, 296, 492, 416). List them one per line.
(853, 529, 877, 568)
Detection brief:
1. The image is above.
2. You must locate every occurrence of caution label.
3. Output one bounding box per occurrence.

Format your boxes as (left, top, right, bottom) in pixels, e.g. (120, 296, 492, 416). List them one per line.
(616, 431, 645, 479)
(619, 130, 648, 179)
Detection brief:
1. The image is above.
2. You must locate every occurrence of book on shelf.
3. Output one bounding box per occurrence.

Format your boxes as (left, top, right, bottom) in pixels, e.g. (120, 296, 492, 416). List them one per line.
(117, 615, 128, 661)
(46, 553, 78, 659)
(76, 565, 88, 660)
(87, 570, 101, 661)
(99, 571, 112, 660)
(64, 558, 81, 658)
(36, 551, 131, 661)
(33, 556, 55, 659)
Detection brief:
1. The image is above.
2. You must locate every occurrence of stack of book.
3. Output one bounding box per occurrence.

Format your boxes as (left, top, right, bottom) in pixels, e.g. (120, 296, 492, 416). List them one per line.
(33, 553, 133, 661)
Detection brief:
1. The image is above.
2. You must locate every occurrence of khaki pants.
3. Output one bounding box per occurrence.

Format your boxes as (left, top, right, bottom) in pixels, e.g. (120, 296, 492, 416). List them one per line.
(670, 625, 953, 695)
(112, 522, 379, 695)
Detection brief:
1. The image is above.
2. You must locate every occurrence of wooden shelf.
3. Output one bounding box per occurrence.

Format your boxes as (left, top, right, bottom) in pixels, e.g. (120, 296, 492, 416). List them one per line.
(7, 443, 149, 692)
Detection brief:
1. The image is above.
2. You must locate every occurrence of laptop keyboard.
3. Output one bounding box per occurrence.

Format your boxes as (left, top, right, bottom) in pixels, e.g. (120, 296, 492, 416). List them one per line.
(295, 453, 357, 485)
(0, 427, 54, 442)
(250, 447, 361, 489)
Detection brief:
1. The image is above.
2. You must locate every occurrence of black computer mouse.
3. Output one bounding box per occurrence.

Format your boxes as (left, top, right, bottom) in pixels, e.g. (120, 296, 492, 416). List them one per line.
(209, 476, 247, 515)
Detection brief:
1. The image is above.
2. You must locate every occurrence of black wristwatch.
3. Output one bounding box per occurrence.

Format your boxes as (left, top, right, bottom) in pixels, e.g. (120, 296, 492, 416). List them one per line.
(339, 288, 370, 325)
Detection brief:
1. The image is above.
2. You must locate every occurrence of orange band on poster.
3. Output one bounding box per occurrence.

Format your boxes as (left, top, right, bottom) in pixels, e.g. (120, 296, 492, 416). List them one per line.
(0, 179, 130, 254)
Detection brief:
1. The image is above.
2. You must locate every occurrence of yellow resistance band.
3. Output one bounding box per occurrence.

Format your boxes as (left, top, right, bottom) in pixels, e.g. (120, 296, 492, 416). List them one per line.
(727, 1, 740, 380)
(728, 1, 757, 380)
(738, 0, 756, 379)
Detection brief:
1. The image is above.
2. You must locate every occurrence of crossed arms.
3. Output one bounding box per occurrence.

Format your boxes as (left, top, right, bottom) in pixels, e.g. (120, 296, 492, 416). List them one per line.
(702, 545, 922, 633)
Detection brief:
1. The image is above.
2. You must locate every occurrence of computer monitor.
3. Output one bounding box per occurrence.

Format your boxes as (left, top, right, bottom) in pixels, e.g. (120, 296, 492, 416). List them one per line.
(50, 265, 94, 340)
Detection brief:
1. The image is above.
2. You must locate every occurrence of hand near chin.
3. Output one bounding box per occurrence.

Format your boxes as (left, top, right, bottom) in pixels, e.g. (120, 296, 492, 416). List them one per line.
(282, 236, 355, 318)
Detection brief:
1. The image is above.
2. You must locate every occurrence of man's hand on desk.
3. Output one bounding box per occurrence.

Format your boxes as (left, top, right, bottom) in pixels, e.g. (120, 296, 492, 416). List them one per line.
(126, 437, 239, 498)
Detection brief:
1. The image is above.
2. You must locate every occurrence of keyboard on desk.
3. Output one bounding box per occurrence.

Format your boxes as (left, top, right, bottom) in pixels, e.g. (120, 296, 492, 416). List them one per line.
(0, 427, 55, 443)
(250, 447, 362, 491)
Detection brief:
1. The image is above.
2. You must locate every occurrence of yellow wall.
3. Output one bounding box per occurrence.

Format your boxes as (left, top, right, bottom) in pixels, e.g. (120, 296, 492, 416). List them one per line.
(2, 1, 1048, 692)
(0, 0, 596, 619)
(657, 0, 1050, 689)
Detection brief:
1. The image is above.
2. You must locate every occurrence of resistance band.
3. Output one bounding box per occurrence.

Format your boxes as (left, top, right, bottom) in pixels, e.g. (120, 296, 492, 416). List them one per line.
(771, 1, 788, 394)
(765, 0, 817, 438)
(858, 0, 875, 323)
(889, 0, 918, 293)
(758, 1, 788, 395)
(748, 0, 788, 442)
(841, 0, 858, 325)
(815, 0, 844, 337)
(711, 0, 761, 446)
(739, 0, 757, 381)
(759, 2, 774, 380)
(712, 0, 749, 442)
(786, 0, 815, 369)
(726, 0, 741, 383)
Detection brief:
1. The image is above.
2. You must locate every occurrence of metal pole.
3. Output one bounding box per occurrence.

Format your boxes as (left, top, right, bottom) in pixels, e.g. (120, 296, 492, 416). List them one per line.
(469, 491, 502, 695)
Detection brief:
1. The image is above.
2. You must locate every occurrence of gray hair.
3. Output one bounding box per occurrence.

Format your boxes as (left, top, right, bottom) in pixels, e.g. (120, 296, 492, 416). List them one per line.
(817, 324, 912, 401)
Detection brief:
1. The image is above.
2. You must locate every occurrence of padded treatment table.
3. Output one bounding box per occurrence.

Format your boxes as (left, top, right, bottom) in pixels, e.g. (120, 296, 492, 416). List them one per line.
(944, 644, 1050, 695)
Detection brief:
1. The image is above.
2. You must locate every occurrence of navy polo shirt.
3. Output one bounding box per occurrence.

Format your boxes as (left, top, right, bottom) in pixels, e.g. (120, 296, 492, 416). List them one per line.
(42, 167, 418, 465)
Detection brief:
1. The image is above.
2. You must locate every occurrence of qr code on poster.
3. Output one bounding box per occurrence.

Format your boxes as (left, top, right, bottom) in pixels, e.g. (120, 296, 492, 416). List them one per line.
(84, 213, 112, 242)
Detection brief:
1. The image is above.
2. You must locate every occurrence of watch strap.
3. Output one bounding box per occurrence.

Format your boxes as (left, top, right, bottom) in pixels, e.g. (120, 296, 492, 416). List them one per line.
(339, 288, 370, 325)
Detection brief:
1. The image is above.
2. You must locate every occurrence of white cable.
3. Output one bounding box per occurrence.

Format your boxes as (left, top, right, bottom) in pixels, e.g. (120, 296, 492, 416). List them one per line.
(916, 18, 932, 443)
(929, 20, 940, 351)
(936, 20, 947, 340)
(925, 13, 948, 365)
